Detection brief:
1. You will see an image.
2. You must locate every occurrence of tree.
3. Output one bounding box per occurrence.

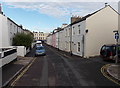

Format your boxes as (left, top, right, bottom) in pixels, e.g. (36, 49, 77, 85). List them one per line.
(13, 33, 33, 49)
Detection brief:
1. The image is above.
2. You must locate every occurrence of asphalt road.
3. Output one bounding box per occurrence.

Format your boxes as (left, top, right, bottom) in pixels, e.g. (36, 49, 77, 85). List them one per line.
(13, 44, 118, 87)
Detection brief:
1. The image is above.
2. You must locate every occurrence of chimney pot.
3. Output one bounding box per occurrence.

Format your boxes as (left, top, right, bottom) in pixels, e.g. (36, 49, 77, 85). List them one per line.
(105, 3, 108, 7)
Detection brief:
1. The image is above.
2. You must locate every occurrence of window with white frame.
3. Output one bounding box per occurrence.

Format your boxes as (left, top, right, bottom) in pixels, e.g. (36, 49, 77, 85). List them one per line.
(78, 42, 80, 52)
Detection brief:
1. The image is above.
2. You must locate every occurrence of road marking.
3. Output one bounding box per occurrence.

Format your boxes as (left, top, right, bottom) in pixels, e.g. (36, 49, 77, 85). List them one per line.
(46, 45, 91, 86)
(39, 57, 48, 86)
(46, 45, 120, 86)
(10, 57, 36, 87)
(101, 64, 120, 86)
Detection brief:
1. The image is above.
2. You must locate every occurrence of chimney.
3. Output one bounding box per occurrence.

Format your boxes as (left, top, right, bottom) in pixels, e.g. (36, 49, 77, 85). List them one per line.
(71, 16, 81, 24)
(105, 3, 108, 7)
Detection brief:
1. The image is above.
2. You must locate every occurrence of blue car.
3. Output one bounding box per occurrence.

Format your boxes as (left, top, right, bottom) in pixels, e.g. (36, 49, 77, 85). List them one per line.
(35, 46, 46, 56)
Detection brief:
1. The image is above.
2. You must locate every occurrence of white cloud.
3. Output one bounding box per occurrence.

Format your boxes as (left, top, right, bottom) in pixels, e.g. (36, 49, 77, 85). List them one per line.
(4, 2, 118, 18)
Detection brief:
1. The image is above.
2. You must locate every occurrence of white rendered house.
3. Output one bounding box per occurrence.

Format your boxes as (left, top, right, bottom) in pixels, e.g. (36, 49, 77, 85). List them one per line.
(71, 5, 119, 58)
(0, 13, 24, 48)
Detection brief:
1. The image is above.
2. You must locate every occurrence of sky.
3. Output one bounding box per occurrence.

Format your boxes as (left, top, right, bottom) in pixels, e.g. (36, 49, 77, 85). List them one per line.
(0, 0, 119, 33)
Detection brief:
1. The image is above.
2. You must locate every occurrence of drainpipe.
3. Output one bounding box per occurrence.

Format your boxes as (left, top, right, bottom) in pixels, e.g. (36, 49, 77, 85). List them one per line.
(70, 24, 72, 56)
(58, 32, 59, 50)
(82, 34, 84, 57)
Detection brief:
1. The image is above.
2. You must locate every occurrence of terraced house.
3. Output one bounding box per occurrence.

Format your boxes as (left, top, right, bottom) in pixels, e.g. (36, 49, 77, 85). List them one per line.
(0, 12, 24, 48)
(46, 5, 119, 58)
(33, 31, 49, 42)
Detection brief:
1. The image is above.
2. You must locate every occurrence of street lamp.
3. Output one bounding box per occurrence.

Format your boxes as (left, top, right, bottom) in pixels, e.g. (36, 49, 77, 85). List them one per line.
(113, 30, 119, 64)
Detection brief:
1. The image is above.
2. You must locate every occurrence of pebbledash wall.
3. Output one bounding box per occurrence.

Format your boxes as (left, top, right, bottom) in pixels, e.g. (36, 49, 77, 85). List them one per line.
(46, 5, 119, 58)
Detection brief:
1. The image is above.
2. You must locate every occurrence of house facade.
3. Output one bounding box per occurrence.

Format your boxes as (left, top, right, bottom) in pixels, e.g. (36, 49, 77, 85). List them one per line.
(0, 13, 24, 48)
(0, 12, 32, 48)
(71, 20, 86, 57)
(84, 5, 118, 58)
(46, 5, 119, 58)
(0, 13, 9, 47)
(64, 25, 71, 52)
(71, 5, 118, 58)
(7, 18, 24, 46)
(33, 32, 49, 41)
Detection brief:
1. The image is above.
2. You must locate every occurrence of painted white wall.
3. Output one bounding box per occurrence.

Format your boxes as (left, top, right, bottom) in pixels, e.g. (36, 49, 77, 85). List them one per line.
(0, 14, 9, 48)
(1, 48, 17, 67)
(17, 46, 26, 57)
(0, 15, 24, 48)
(59, 29, 65, 51)
(1, 53, 17, 67)
(55, 32, 59, 48)
(64, 25, 71, 52)
(85, 6, 118, 58)
(7, 19, 24, 46)
(71, 20, 86, 56)
(0, 14, 2, 47)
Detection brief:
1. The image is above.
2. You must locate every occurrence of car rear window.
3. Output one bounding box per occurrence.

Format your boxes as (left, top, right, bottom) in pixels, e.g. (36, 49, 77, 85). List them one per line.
(36, 47, 44, 50)
(107, 46, 115, 51)
(106, 46, 120, 51)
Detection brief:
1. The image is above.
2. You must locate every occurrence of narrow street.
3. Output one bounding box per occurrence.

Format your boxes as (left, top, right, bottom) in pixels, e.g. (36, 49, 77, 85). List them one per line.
(12, 44, 118, 87)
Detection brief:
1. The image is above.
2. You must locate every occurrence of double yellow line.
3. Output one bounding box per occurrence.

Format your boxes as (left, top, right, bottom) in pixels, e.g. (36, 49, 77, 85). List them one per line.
(101, 64, 120, 86)
(10, 57, 36, 87)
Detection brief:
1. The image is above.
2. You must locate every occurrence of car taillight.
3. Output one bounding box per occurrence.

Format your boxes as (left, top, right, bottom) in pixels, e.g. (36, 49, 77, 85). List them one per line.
(109, 52, 112, 56)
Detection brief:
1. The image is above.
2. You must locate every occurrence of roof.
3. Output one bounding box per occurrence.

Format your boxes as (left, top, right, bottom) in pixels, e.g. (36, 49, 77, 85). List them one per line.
(71, 5, 119, 25)
(7, 17, 20, 27)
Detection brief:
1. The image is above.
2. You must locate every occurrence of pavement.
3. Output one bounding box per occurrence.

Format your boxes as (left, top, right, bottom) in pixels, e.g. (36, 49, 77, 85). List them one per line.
(107, 64, 120, 81)
(2, 49, 35, 87)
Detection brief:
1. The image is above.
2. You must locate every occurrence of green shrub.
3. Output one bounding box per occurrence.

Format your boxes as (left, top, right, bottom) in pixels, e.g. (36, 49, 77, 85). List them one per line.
(13, 33, 33, 49)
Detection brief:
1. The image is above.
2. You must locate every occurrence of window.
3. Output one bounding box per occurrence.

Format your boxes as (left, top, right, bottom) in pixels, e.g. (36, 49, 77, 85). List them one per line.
(17, 27, 18, 33)
(73, 26, 75, 35)
(78, 25, 80, 34)
(14, 25, 16, 32)
(68, 28, 70, 36)
(78, 42, 80, 52)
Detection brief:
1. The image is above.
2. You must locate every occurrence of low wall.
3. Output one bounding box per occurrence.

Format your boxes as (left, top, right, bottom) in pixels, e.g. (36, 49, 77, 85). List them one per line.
(17, 46, 26, 57)
(0, 48, 17, 67)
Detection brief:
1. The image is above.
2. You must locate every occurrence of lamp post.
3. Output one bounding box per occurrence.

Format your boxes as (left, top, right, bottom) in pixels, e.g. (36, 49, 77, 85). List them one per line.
(113, 30, 119, 64)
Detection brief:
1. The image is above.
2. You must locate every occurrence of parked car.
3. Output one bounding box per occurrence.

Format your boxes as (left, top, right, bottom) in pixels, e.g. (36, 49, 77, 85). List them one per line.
(36, 40, 43, 46)
(35, 46, 46, 56)
(36, 43, 42, 46)
(100, 44, 120, 61)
